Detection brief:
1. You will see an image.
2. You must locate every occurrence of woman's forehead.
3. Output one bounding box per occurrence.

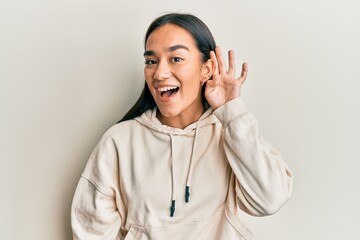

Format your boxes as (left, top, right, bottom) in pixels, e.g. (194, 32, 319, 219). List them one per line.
(145, 24, 197, 51)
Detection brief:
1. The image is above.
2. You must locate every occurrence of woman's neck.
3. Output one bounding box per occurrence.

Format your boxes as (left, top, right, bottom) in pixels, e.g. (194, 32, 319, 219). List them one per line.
(156, 104, 205, 129)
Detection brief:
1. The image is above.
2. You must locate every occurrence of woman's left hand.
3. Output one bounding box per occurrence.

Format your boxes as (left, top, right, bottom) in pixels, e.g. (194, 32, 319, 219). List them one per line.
(205, 46, 248, 110)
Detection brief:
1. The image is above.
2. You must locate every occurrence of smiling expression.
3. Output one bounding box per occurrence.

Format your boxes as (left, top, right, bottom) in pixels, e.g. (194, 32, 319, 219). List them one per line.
(144, 24, 210, 128)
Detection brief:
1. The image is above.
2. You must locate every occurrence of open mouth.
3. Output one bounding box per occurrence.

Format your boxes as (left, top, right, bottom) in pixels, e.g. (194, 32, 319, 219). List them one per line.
(159, 86, 179, 98)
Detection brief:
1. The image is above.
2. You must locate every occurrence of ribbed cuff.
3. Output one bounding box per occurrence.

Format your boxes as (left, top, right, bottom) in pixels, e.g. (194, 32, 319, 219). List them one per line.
(213, 97, 248, 128)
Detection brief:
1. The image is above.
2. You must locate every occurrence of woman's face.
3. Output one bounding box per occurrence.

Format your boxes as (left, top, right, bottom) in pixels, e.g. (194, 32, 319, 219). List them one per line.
(144, 24, 210, 127)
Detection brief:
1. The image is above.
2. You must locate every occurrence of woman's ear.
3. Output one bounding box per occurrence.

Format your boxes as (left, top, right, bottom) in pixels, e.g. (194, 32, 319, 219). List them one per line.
(201, 58, 215, 83)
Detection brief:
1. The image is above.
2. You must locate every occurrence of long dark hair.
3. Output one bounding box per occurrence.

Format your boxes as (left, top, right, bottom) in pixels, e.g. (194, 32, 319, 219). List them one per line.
(118, 13, 216, 123)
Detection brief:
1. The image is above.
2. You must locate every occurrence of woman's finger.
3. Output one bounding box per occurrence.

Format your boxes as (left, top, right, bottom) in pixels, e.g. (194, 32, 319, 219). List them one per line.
(238, 62, 248, 84)
(228, 50, 235, 75)
(215, 46, 225, 74)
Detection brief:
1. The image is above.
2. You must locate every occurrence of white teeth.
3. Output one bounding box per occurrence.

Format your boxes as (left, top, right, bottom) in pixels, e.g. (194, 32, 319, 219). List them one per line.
(158, 86, 178, 92)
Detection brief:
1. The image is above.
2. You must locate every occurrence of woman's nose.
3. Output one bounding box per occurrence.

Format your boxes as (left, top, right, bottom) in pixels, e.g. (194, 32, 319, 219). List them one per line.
(153, 61, 171, 80)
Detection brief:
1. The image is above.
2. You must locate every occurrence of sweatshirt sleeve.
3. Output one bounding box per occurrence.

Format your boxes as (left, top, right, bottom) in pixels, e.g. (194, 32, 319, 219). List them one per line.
(71, 132, 124, 239)
(213, 97, 293, 216)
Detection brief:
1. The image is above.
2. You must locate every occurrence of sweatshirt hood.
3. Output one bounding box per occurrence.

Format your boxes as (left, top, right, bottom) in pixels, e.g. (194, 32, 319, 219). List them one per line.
(134, 107, 219, 217)
(134, 107, 219, 135)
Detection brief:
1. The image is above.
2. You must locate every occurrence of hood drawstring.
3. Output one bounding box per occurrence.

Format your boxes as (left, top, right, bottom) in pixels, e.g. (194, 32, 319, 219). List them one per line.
(168, 123, 200, 217)
(169, 134, 176, 217)
(185, 123, 200, 203)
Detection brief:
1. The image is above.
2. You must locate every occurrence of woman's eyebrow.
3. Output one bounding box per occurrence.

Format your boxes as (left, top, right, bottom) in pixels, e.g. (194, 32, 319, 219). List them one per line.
(143, 50, 155, 57)
(169, 44, 190, 52)
(143, 45, 190, 57)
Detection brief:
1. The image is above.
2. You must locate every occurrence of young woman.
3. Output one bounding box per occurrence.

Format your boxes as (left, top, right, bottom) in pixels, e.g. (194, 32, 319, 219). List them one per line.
(71, 13, 293, 239)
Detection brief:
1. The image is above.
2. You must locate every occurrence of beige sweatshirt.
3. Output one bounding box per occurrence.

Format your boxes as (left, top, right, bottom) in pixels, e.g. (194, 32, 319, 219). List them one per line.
(71, 97, 293, 239)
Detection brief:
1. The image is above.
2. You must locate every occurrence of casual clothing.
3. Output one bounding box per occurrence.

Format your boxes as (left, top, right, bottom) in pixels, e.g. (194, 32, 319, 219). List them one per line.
(71, 97, 293, 239)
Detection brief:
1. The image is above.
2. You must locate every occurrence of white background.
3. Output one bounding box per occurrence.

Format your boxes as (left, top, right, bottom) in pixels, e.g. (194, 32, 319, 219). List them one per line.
(1, 0, 359, 239)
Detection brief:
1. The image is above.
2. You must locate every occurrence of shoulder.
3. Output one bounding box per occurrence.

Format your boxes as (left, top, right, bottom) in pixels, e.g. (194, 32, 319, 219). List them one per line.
(83, 119, 142, 174)
(102, 119, 142, 139)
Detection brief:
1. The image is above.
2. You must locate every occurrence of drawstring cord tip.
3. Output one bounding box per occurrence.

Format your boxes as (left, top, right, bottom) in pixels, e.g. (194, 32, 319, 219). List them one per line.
(185, 186, 190, 202)
(170, 200, 176, 217)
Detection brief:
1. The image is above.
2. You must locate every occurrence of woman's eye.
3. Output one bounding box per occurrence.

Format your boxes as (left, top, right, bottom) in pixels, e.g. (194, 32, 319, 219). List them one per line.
(171, 57, 183, 63)
(145, 59, 157, 65)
